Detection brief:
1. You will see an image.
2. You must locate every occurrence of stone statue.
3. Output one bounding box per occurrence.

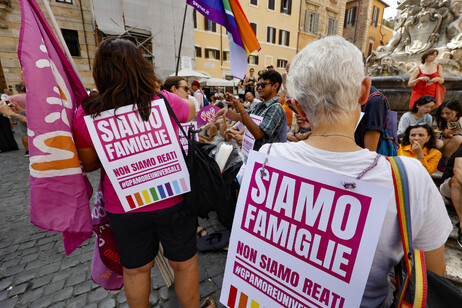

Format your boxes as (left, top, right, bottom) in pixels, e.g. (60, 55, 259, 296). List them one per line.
(367, 0, 462, 77)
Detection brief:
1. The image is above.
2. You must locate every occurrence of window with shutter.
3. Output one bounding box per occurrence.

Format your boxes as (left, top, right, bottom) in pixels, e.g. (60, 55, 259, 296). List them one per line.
(345, 7, 356, 27)
(195, 46, 201, 58)
(371, 7, 379, 27)
(267, 27, 276, 43)
(250, 0, 258, 6)
(281, 0, 291, 14)
(304, 10, 312, 32)
(193, 10, 197, 28)
(268, 0, 275, 11)
(327, 18, 338, 36)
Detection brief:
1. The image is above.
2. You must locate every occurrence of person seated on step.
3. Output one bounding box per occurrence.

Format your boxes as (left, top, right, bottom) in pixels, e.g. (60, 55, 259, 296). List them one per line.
(439, 145, 462, 248)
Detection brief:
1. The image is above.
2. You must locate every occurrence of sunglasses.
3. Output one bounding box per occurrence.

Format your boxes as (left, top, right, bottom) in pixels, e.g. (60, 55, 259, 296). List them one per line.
(257, 82, 273, 88)
(178, 86, 189, 92)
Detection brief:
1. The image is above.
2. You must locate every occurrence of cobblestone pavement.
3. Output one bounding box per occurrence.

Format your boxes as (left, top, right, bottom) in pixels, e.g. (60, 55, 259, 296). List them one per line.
(0, 128, 228, 307)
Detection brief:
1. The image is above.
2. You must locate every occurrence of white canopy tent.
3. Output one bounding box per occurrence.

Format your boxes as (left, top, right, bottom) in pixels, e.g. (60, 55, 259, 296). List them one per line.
(199, 77, 235, 87)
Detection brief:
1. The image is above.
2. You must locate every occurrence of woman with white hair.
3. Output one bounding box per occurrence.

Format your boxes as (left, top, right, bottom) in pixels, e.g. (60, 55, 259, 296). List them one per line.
(259, 36, 452, 307)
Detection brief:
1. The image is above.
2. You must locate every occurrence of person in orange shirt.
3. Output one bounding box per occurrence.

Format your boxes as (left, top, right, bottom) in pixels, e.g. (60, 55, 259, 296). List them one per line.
(398, 124, 442, 174)
(277, 89, 293, 130)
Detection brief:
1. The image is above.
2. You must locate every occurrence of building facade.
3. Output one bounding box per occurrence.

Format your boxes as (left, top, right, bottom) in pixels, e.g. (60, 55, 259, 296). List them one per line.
(343, 0, 392, 57)
(297, 0, 347, 51)
(193, 0, 301, 79)
(0, 0, 96, 91)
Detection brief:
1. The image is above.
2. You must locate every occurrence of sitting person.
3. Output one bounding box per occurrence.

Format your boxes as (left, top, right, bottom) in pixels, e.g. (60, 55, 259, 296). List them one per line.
(436, 100, 462, 171)
(261, 35, 452, 307)
(398, 124, 442, 174)
(440, 145, 462, 247)
(287, 113, 311, 142)
(397, 95, 435, 138)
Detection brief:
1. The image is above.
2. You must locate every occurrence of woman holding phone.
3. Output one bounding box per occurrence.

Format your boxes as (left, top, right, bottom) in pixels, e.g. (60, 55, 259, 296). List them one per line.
(436, 100, 462, 171)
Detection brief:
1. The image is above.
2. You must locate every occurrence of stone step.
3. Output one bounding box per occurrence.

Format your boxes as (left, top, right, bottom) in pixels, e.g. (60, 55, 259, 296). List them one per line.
(444, 243, 462, 286)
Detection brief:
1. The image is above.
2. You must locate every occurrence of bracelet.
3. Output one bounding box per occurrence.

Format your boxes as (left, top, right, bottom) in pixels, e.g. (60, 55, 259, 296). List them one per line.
(240, 110, 248, 115)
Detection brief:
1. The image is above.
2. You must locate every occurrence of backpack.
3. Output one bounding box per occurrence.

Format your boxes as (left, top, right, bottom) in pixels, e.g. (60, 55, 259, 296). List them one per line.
(364, 92, 398, 156)
(203, 94, 210, 107)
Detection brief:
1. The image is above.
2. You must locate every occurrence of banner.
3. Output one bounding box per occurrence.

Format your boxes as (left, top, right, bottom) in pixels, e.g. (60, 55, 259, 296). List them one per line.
(19, 0, 92, 255)
(84, 99, 190, 212)
(179, 121, 199, 154)
(241, 114, 263, 162)
(221, 151, 392, 308)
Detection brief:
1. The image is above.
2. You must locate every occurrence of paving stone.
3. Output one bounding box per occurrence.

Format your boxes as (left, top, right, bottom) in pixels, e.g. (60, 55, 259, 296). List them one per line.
(38, 262, 61, 276)
(17, 287, 44, 305)
(21, 252, 39, 263)
(80, 250, 93, 263)
(51, 269, 72, 282)
(74, 280, 92, 295)
(53, 286, 74, 302)
(1, 258, 20, 269)
(149, 291, 159, 305)
(7, 282, 28, 297)
(31, 274, 52, 289)
(20, 240, 37, 249)
(15, 270, 36, 284)
(2, 251, 21, 262)
(0, 290, 8, 301)
(116, 290, 127, 303)
(30, 296, 53, 308)
(3, 263, 25, 277)
(0, 297, 18, 308)
(199, 279, 217, 298)
(37, 236, 57, 246)
(25, 260, 42, 271)
(61, 256, 80, 269)
(89, 287, 109, 302)
(205, 263, 223, 278)
(49, 302, 66, 308)
(20, 246, 39, 257)
(66, 271, 86, 287)
(0, 278, 13, 291)
(65, 294, 88, 308)
(98, 298, 116, 308)
(44, 279, 65, 295)
(159, 286, 169, 301)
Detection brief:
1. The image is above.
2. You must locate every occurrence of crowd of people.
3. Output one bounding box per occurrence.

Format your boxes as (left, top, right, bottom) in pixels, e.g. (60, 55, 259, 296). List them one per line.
(0, 35, 461, 307)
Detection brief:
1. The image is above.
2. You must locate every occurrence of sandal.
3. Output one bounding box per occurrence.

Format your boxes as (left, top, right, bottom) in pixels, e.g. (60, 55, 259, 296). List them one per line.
(197, 226, 208, 237)
(200, 296, 215, 308)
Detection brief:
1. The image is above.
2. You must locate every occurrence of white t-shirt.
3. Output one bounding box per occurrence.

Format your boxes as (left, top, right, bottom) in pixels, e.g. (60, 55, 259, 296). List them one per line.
(259, 141, 452, 308)
(188, 95, 200, 112)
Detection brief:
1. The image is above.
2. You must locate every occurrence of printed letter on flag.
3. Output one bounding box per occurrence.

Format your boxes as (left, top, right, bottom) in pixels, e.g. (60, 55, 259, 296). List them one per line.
(19, 0, 92, 255)
(187, 0, 260, 79)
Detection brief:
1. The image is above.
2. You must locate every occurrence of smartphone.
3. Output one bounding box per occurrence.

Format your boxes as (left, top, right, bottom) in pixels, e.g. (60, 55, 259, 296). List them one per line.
(449, 121, 462, 130)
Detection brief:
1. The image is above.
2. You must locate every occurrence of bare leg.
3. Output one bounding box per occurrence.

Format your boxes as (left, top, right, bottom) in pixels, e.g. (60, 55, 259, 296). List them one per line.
(22, 136, 28, 151)
(169, 254, 200, 308)
(449, 160, 462, 229)
(123, 260, 154, 308)
(442, 136, 462, 157)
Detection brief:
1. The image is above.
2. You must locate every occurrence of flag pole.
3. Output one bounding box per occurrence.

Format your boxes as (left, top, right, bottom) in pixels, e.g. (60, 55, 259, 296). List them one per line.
(40, 0, 84, 85)
(175, 3, 188, 76)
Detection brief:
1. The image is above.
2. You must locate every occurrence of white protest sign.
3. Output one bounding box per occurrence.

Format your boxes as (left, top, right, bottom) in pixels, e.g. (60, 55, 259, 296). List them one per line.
(179, 121, 198, 154)
(84, 99, 190, 212)
(241, 114, 263, 162)
(220, 151, 392, 308)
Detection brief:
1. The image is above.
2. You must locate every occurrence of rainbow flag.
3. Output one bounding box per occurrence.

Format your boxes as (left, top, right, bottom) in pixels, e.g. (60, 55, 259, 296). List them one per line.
(187, 0, 261, 79)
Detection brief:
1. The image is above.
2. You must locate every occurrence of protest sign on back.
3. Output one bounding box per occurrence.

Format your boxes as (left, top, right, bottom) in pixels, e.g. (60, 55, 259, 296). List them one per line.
(85, 99, 190, 212)
(220, 151, 392, 308)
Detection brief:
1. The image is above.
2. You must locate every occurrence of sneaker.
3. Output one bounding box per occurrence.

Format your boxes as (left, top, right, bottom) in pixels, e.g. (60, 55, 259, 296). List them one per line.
(24, 151, 29, 157)
(456, 222, 462, 248)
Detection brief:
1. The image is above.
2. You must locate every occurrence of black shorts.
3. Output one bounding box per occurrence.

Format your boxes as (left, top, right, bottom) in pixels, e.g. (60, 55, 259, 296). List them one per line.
(106, 202, 197, 269)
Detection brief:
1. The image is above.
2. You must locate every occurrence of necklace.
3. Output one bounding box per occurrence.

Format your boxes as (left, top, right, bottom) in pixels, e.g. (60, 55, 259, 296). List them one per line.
(311, 134, 355, 142)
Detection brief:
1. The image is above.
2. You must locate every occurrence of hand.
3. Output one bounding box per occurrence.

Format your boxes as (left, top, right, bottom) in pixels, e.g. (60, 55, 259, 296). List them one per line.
(9, 102, 23, 114)
(419, 76, 430, 82)
(215, 108, 228, 118)
(430, 77, 440, 83)
(226, 92, 240, 109)
(0, 101, 14, 117)
(411, 141, 424, 159)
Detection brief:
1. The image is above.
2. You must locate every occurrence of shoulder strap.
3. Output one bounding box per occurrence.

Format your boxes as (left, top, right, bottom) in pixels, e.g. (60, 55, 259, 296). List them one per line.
(387, 156, 427, 308)
(368, 92, 391, 110)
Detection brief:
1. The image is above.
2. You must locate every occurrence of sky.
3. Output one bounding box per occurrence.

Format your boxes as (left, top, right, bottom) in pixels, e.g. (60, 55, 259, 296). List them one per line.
(383, 0, 399, 19)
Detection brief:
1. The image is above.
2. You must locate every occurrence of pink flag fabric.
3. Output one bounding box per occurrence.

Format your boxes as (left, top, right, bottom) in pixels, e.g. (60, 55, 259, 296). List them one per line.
(18, 0, 92, 255)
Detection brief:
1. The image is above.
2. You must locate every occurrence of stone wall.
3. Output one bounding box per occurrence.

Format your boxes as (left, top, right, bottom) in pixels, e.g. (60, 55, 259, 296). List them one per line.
(0, 0, 96, 92)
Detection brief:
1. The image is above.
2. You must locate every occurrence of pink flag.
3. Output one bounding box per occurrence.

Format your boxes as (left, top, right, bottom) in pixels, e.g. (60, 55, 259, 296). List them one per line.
(18, 0, 92, 255)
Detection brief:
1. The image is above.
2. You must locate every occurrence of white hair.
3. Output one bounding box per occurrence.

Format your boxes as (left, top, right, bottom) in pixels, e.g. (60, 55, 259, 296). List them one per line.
(287, 36, 365, 126)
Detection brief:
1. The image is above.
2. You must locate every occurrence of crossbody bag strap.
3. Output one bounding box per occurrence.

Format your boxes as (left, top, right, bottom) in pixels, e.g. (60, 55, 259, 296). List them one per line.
(387, 156, 427, 308)
(157, 93, 188, 158)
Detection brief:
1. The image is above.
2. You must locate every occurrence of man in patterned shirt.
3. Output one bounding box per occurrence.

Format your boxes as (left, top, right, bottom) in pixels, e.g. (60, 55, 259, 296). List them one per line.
(217, 70, 285, 150)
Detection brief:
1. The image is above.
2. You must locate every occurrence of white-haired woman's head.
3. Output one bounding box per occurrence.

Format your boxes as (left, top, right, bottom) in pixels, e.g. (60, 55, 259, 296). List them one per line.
(287, 36, 365, 126)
